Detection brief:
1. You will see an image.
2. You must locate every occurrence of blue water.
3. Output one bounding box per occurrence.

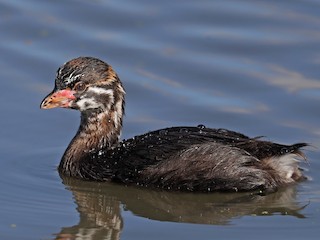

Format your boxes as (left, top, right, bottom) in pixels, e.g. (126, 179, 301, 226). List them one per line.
(0, 0, 320, 239)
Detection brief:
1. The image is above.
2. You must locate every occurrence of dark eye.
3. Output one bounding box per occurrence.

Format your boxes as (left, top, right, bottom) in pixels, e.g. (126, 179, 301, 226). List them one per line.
(74, 82, 86, 92)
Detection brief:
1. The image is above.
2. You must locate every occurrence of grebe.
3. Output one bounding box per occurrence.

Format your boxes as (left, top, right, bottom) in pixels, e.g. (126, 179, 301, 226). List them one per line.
(40, 57, 307, 192)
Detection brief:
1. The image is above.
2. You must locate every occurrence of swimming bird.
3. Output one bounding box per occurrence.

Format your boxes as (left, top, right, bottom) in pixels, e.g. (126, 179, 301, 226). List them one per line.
(40, 56, 307, 192)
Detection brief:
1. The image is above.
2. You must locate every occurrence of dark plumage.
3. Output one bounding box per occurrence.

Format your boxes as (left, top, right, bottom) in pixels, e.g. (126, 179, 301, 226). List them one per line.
(40, 57, 308, 193)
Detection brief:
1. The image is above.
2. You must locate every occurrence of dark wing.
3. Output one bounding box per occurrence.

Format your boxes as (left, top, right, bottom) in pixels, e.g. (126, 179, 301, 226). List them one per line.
(112, 126, 251, 163)
(88, 126, 306, 184)
(113, 126, 306, 162)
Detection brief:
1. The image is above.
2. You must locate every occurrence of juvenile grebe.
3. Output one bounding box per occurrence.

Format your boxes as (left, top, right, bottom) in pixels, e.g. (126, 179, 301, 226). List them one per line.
(40, 57, 307, 192)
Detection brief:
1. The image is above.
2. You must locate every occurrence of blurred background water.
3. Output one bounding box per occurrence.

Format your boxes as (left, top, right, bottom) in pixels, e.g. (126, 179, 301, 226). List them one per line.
(0, 0, 320, 239)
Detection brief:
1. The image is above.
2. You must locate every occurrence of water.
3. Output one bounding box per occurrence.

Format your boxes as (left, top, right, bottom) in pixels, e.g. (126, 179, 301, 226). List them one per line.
(0, 0, 320, 239)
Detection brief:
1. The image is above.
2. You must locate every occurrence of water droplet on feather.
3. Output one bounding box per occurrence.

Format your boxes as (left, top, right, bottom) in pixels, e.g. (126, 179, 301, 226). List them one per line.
(159, 130, 168, 136)
(179, 128, 188, 133)
(197, 124, 206, 129)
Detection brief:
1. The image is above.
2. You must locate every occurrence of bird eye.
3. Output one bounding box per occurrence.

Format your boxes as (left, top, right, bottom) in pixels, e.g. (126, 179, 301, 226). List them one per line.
(74, 82, 86, 92)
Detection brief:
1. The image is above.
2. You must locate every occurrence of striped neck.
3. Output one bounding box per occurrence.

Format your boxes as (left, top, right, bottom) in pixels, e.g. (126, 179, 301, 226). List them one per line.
(59, 99, 124, 178)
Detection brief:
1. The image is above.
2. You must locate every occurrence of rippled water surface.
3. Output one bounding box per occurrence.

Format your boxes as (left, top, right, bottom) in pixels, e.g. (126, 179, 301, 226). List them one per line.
(1, 0, 320, 239)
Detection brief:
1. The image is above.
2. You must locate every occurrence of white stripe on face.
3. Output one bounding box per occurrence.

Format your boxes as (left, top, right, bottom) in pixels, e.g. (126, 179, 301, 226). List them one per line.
(64, 70, 83, 85)
(88, 87, 114, 95)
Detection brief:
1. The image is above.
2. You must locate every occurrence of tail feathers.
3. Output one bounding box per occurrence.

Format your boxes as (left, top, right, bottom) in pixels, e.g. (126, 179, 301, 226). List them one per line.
(264, 146, 307, 184)
(282, 142, 307, 154)
(283, 142, 308, 162)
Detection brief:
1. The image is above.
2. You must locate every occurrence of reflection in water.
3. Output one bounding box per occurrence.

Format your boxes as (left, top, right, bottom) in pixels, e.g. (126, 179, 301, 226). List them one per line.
(56, 176, 306, 240)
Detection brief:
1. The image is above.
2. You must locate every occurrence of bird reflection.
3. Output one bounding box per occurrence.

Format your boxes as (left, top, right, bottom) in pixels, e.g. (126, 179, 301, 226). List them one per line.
(55, 176, 306, 240)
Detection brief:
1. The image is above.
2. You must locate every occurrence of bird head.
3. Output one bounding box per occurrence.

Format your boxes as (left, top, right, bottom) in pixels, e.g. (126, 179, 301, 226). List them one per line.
(40, 57, 125, 116)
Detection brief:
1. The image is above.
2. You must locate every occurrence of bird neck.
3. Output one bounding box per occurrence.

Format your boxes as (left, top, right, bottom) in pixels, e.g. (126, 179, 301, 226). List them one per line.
(59, 109, 123, 177)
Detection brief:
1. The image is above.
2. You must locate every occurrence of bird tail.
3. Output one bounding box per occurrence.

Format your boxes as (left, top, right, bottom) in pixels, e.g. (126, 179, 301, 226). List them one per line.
(285, 143, 308, 160)
(263, 142, 308, 184)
